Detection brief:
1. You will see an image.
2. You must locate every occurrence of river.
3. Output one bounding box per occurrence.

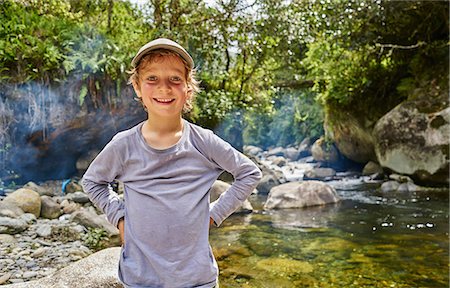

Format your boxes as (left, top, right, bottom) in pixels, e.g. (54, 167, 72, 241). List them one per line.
(210, 180, 449, 287)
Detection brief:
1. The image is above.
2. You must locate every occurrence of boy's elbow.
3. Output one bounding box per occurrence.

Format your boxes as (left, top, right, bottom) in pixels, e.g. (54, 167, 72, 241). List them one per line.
(253, 167, 263, 182)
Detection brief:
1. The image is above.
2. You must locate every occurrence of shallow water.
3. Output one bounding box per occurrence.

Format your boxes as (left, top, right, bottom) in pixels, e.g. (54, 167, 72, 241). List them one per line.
(210, 181, 449, 287)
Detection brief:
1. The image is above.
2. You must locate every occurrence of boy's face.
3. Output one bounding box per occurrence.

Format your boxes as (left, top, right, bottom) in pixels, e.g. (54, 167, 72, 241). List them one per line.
(133, 55, 191, 118)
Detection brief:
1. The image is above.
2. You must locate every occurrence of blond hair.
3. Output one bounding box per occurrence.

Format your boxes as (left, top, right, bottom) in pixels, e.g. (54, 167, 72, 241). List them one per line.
(128, 49, 200, 113)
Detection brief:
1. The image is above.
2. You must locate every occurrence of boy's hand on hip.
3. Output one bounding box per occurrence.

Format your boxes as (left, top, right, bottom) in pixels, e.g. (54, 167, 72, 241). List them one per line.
(210, 217, 214, 227)
(118, 218, 125, 245)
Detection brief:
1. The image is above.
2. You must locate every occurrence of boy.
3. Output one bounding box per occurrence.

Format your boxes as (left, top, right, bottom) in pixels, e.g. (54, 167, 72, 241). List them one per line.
(81, 38, 262, 288)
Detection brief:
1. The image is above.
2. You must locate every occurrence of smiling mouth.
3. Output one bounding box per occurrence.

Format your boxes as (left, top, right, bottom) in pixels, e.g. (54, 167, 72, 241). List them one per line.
(154, 98, 175, 104)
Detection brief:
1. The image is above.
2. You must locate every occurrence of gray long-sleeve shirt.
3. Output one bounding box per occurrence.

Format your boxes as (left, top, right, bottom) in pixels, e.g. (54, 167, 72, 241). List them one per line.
(82, 119, 262, 288)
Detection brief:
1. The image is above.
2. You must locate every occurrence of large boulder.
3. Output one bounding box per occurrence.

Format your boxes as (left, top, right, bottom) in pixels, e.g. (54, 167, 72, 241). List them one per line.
(324, 111, 377, 164)
(2, 247, 122, 288)
(0, 216, 29, 234)
(3, 188, 41, 218)
(373, 93, 449, 185)
(0, 201, 24, 218)
(70, 208, 119, 237)
(264, 181, 340, 210)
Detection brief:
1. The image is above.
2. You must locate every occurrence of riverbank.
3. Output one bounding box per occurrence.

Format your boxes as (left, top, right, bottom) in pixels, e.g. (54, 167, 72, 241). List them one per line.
(0, 144, 448, 286)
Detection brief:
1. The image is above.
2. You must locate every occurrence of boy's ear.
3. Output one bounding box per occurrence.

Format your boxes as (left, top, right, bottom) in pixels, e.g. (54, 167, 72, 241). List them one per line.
(186, 86, 193, 99)
(132, 81, 141, 98)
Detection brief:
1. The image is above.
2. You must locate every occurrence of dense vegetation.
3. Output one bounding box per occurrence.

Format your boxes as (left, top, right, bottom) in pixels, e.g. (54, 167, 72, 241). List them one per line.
(0, 0, 448, 181)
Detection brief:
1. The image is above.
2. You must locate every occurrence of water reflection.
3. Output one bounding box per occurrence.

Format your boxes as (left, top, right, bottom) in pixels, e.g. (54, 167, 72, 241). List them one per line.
(262, 203, 340, 230)
(210, 183, 449, 287)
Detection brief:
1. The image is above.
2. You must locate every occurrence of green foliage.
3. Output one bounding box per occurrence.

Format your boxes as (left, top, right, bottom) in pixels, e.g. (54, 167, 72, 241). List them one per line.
(83, 227, 109, 252)
(1, 0, 447, 154)
(244, 90, 324, 149)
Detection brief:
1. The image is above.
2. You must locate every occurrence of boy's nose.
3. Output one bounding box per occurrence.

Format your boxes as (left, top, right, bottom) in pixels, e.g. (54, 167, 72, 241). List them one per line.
(158, 80, 171, 91)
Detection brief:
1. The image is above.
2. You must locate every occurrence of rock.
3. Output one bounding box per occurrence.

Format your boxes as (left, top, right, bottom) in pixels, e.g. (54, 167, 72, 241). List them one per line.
(36, 224, 52, 238)
(256, 258, 313, 274)
(284, 147, 300, 161)
(297, 138, 312, 158)
(0, 273, 12, 285)
(3, 189, 41, 218)
(2, 247, 122, 288)
(264, 181, 340, 210)
(304, 168, 336, 180)
(380, 181, 400, 193)
(0, 216, 28, 234)
(23, 182, 52, 196)
(31, 247, 48, 258)
(389, 174, 413, 183)
(397, 182, 421, 193)
(256, 174, 281, 195)
(0, 234, 18, 244)
(311, 137, 340, 164)
(22, 272, 38, 279)
(209, 180, 253, 213)
(64, 181, 83, 194)
(373, 93, 449, 185)
(40, 196, 62, 219)
(60, 200, 81, 214)
(19, 213, 37, 224)
(243, 145, 263, 156)
(65, 191, 90, 204)
(324, 110, 377, 163)
(0, 202, 24, 218)
(270, 156, 287, 167)
(70, 209, 118, 237)
(266, 147, 285, 157)
(362, 161, 384, 176)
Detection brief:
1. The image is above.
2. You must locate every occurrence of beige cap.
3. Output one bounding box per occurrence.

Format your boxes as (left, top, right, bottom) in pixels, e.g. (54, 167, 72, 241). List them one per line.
(131, 38, 194, 69)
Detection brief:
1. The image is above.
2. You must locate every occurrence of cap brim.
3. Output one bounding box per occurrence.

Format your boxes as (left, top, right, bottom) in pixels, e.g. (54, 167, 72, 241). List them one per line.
(131, 38, 194, 69)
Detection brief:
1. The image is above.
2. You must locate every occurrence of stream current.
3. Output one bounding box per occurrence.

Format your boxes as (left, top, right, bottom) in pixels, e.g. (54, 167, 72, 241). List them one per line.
(209, 179, 449, 287)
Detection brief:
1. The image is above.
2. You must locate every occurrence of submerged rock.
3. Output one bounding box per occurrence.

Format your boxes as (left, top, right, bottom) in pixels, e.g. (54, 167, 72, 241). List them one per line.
(256, 258, 314, 274)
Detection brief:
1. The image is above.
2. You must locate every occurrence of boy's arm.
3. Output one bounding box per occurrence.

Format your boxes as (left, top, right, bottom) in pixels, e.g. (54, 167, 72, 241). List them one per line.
(206, 132, 262, 226)
(81, 140, 125, 228)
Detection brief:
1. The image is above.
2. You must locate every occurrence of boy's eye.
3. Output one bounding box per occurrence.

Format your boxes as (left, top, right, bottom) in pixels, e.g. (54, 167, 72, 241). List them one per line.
(170, 76, 182, 82)
(147, 76, 157, 81)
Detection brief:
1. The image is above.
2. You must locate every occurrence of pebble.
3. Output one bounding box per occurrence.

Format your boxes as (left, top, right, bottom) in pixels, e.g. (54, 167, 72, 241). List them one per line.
(0, 218, 94, 285)
(0, 272, 11, 285)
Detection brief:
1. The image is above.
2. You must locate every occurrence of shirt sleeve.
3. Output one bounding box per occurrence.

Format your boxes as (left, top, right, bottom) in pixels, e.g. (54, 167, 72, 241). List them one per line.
(81, 139, 125, 228)
(206, 132, 262, 226)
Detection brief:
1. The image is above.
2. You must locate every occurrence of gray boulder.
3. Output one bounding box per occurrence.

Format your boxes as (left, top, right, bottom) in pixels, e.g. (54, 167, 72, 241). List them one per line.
(2, 247, 122, 288)
(264, 181, 340, 210)
(373, 93, 449, 185)
(70, 208, 119, 237)
(0, 201, 24, 218)
(256, 174, 281, 195)
(0, 216, 28, 234)
(304, 168, 336, 180)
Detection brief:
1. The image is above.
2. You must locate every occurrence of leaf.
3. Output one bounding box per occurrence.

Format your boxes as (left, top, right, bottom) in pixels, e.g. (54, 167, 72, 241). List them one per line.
(79, 84, 88, 106)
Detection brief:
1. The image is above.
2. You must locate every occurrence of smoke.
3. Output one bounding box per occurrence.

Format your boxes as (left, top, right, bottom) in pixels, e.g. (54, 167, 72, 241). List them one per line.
(0, 80, 146, 184)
